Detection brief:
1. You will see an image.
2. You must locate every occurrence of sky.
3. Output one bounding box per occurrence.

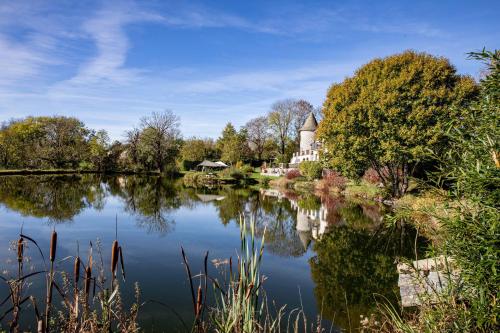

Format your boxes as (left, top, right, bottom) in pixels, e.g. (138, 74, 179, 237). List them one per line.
(0, 0, 498, 140)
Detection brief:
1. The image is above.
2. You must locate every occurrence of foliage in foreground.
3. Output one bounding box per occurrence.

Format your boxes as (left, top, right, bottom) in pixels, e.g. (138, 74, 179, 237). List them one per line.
(372, 49, 499, 332)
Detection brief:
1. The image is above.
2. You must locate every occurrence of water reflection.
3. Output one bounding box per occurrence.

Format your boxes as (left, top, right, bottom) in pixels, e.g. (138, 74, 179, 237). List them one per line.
(0, 175, 106, 222)
(0, 175, 427, 331)
(110, 176, 181, 235)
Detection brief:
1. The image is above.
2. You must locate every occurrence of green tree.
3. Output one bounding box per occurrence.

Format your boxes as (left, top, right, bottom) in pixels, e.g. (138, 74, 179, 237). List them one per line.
(299, 161, 323, 180)
(216, 123, 249, 165)
(88, 130, 110, 170)
(317, 51, 479, 197)
(0, 116, 91, 169)
(180, 137, 217, 170)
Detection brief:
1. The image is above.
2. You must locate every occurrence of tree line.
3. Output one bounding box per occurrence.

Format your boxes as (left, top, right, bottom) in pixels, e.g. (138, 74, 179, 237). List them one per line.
(181, 99, 321, 169)
(0, 111, 182, 173)
(1, 50, 490, 200)
(0, 99, 319, 172)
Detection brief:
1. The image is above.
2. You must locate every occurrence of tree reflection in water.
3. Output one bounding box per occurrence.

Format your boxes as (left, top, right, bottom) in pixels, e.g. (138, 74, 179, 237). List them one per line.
(0, 174, 106, 223)
(109, 176, 181, 235)
(0, 175, 182, 234)
(0, 175, 428, 330)
(309, 217, 427, 329)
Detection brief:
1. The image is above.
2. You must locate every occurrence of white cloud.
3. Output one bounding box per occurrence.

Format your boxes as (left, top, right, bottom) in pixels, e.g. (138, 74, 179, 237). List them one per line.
(0, 0, 487, 140)
(63, 4, 162, 86)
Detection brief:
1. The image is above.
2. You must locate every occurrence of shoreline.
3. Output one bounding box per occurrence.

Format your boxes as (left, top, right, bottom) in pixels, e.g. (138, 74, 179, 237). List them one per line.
(0, 169, 165, 176)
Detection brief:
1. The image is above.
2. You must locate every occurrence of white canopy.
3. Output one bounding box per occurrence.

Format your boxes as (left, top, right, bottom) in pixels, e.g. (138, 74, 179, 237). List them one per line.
(215, 161, 228, 167)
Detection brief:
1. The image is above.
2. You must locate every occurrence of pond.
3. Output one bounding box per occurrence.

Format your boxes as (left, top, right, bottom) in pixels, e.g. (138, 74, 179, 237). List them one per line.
(0, 174, 427, 332)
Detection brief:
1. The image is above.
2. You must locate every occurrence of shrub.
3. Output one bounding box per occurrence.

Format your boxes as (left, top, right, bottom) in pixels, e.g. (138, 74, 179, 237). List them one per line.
(285, 169, 301, 180)
(235, 160, 244, 169)
(230, 170, 244, 181)
(183, 171, 202, 187)
(299, 161, 323, 181)
(261, 177, 271, 188)
(362, 168, 381, 184)
(321, 170, 347, 191)
(241, 164, 254, 174)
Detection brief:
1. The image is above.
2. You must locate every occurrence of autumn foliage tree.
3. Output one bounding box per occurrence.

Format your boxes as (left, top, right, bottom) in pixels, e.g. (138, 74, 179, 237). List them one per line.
(317, 51, 479, 197)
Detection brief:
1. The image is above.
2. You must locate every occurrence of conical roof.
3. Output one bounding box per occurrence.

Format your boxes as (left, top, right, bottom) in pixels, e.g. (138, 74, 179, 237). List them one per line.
(299, 112, 318, 131)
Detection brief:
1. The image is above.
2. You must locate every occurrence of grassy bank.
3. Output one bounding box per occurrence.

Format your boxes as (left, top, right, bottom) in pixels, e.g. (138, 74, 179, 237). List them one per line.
(270, 175, 384, 201)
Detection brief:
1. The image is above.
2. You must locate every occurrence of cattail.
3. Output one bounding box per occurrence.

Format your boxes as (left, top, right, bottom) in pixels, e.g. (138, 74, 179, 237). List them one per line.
(118, 246, 125, 279)
(49, 231, 57, 262)
(17, 237, 24, 263)
(195, 286, 203, 317)
(111, 240, 119, 278)
(84, 266, 92, 298)
(245, 282, 254, 300)
(74, 256, 81, 285)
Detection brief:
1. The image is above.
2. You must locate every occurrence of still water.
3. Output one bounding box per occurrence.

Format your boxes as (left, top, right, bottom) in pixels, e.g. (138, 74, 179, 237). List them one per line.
(0, 174, 426, 332)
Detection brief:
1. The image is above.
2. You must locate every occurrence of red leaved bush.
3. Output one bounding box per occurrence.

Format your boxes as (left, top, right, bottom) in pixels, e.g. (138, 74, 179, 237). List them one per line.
(286, 169, 301, 180)
(321, 170, 347, 191)
(362, 168, 381, 184)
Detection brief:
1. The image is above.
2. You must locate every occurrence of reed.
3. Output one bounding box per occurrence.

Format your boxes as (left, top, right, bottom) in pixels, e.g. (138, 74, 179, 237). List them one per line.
(74, 257, 80, 285)
(1, 217, 326, 333)
(45, 230, 57, 331)
(111, 240, 119, 279)
(17, 237, 24, 264)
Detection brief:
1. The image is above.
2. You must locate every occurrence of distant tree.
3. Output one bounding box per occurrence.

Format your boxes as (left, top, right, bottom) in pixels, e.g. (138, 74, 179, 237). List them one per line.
(105, 141, 126, 171)
(138, 110, 181, 173)
(0, 116, 90, 169)
(38, 117, 90, 168)
(268, 99, 295, 157)
(261, 138, 279, 161)
(125, 128, 141, 166)
(216, 123, 249, 165)
(291, 99, 314, 143)
(180, 137, 217, 170)
(88, 130, 110, 170)
(317, 51, 479, 197)
(244, 116, 270, 161)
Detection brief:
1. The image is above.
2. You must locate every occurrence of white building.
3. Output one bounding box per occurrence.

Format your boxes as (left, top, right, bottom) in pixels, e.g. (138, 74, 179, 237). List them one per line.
(289, 112, 321, 166)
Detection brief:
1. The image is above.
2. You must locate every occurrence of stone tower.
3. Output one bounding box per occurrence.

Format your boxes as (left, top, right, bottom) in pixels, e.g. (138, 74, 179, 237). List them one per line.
(299, 112, 318, 153)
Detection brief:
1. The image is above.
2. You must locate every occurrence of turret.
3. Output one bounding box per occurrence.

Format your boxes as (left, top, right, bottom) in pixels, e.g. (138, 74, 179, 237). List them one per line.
(299, 113, 318, 153)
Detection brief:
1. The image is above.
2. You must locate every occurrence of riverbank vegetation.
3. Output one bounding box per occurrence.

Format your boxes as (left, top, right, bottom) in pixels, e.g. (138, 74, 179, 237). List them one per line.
(365, 49, 499, 332)
(264, 49, 499, 331)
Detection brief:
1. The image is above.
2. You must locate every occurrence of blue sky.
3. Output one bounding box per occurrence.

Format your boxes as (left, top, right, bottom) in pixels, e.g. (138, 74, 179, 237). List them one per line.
(0, 0, 498, 139)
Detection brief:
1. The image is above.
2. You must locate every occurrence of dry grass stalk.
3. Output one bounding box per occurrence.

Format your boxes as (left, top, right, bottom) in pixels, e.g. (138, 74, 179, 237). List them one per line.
(45, 230, 57, 331)
(196, 285, 203, 317)
(74, 257, 81, 285)
(17, 237, 24, 264)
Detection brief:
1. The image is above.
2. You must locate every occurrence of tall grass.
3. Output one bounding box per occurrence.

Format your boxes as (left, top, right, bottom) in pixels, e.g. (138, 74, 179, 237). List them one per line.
(182, 217, 327, 333)
(0, 228, 134, 332)
(1, 216, 327, 332)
